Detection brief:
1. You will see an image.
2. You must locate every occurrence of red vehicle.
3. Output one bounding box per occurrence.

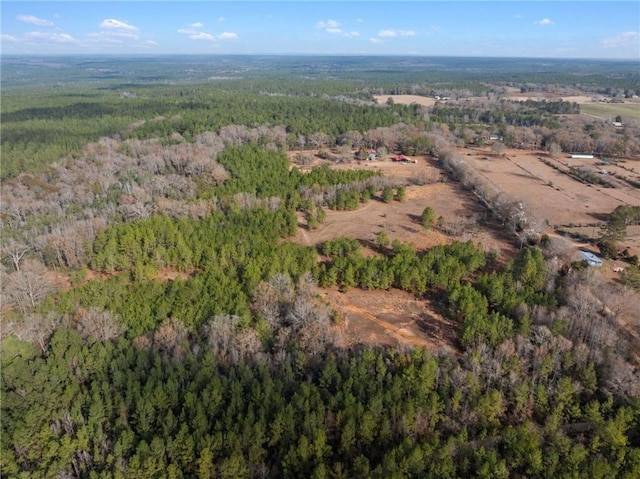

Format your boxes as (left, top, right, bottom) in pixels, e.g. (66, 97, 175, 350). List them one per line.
(393, 155, 411, 163)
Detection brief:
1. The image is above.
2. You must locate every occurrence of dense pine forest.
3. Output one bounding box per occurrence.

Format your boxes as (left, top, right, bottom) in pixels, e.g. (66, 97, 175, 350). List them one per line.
(2, 55, 640, 477)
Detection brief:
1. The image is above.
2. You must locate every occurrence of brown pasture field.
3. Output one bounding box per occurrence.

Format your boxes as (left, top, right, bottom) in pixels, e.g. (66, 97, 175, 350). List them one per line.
(460, 147, 640, 227)
(373, 94, 437, 107)
(287, 146, 640, 350)
(288, 152, 514, 255)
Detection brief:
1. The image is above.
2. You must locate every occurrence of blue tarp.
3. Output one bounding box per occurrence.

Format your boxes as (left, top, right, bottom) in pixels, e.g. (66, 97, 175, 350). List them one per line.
(580, 251, 603, 266)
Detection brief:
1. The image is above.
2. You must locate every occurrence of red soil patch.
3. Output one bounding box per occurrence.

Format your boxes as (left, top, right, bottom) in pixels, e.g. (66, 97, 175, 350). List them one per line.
(324, 287, 459, 353)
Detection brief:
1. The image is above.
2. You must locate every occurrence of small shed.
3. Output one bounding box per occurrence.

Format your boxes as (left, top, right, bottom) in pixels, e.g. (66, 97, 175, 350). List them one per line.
(581, 251, 603, 267)
(367, 148, 377, 160)
(571, 154, 594, 159)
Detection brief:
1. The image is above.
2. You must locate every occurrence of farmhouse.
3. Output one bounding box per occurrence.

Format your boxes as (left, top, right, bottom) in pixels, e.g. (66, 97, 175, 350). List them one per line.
(368, 148, 377, 160)
(580, 251, 603, 267)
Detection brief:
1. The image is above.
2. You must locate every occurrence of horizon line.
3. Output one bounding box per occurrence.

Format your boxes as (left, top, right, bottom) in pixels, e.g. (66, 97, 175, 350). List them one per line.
(2, 53, 639, 61)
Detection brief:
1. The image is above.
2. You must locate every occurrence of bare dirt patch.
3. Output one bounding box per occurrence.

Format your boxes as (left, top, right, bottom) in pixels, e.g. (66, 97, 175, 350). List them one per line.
(325, 287, 459, 352)
(373, 94, 437, 107)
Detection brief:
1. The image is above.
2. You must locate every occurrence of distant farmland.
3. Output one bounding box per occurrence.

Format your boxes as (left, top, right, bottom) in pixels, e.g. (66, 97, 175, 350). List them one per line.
(379, 93, 640, 121)
(580, 101, 640, 120)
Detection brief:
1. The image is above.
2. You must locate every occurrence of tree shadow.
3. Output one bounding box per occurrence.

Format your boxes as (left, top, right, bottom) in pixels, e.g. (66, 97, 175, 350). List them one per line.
(586, 212, 611, 222)
(401, 224, 422, 234)
(407, 213, 424, 226)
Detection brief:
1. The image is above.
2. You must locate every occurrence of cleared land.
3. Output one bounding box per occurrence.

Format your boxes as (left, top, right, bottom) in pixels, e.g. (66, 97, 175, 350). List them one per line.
(381, 93, 640, 120)
(580, 102, 640, 120)
(289, 152, 513, 255)
(460, 147, 640, 226)
(373, 94, 438, 107)
(504, 94, 640, 120)
(287, 146, 640, 349)
(326, 287, 459, 351)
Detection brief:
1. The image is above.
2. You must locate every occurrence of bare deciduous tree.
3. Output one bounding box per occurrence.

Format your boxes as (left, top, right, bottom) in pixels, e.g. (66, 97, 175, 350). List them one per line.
(16, 312, 63, 352)
(308, 132, 330, 150)
(547, 142, 562, 157)
(75, 307, 125, 342)
(202, 315, 262, 365)
(2, 259, 57, 315)
(491, 141, 506, 157)
(603, 355, 640, 398)
(152, 317, 189, 361)
(2, 238, 30, 272)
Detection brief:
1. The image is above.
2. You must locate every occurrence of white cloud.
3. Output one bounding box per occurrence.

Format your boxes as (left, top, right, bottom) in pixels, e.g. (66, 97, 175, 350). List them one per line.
(378, 28, 416, 38)
(370, 37, 383, 44)
(100, 19, 139, 31)
(88, 18, 141, 44)
(218, 32, 238, 40)
(1, 34, 19, 42)
(146, 40, 158, 46)
(316, 19, 340, 29)
(17, 14, 54, 27)
(190, 32, 215, 41)
(178, 23, 223, 41)
(602, 31, 639, 48)
(105, 31, 139, 40)
(316, 19, 358, 38)
(25, 31, 78, 43)
(218, 17, 227, 23)
(534, 18, 554, 26)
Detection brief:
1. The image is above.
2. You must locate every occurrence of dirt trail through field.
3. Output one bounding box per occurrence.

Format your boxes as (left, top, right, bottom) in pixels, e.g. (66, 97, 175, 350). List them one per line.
(339, 300, 432, 347)
(323, 287, 461, 351)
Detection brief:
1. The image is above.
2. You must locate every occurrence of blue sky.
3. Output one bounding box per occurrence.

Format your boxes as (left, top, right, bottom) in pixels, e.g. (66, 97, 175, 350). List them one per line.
(1, 1, 639, 58)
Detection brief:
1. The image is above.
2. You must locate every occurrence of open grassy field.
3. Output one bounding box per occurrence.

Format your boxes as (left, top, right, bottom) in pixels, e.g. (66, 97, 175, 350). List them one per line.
(381, 92, 640, 121)
(580, 101, 640, 120)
